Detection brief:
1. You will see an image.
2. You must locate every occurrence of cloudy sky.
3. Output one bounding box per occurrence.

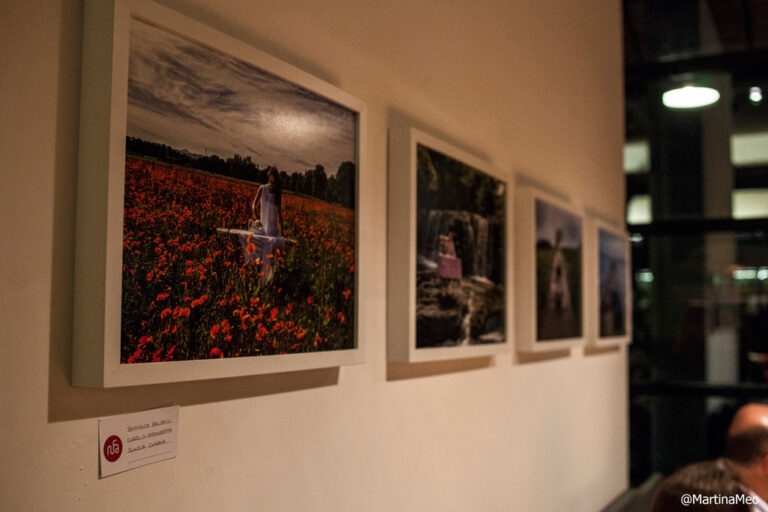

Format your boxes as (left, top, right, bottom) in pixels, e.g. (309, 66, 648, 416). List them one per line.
(127, 18, 357, 175)
(535, 199, 582, 249)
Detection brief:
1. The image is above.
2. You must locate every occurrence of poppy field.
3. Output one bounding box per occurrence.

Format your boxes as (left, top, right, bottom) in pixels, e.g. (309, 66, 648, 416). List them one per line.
(121, 156, 355, 363)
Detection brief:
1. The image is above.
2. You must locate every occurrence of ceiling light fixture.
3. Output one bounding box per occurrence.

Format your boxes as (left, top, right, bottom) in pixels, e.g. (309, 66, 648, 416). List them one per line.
(750, 86, 763, 104)
(662, 85, 720, 109)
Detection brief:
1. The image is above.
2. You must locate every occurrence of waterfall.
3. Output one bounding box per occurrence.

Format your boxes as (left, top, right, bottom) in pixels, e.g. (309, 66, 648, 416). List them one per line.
(418, 209, 499, 281)
(472, 215, 489, 279)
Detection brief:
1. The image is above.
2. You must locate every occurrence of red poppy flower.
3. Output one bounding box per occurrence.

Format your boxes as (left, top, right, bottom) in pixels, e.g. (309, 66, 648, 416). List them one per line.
(209, 347, 223, 358)
(210, 325, 220, 338)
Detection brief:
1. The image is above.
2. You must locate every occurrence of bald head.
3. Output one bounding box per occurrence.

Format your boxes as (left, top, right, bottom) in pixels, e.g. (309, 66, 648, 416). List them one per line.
(729, 404, 768, 437)
(725, 404, 768, 467)
(726, 404, 768, 502)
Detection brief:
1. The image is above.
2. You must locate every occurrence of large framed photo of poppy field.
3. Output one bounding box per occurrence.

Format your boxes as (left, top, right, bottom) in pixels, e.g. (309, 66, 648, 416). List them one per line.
(73, 0, 365, 386)
(514, 187, 586, 352)
(387, 128, 512, 362)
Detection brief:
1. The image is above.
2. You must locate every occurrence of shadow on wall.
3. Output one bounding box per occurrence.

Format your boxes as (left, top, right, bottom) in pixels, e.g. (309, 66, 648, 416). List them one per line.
(46, 0, 339, 423)
(387, 357, 494, 381)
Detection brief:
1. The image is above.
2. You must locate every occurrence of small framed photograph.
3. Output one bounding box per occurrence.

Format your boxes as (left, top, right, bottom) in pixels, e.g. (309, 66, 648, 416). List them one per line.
(515, 187, 585, 352)
(588, 219, 632, 345)
(387, 128, 511, 362)
(73, 0, 365, 386)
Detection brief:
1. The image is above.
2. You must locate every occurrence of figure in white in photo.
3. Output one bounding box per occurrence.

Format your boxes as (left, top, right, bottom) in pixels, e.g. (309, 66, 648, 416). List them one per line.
(251, 167, 284, 237)
(246, 168, 288, 282)
(547, 229, 572, 315)
(600, 261, 623, 334)
(217, 168, 293, 284)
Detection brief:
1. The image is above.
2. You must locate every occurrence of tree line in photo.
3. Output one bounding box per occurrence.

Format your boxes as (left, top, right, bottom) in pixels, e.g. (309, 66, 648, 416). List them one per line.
(416, 144, 504, 217)
(126, 137, 355, 209)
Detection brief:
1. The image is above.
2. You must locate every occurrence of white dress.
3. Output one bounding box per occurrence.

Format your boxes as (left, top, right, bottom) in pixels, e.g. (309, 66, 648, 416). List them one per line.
(239, 185, 285, 283)
(260, 185, 279, 236)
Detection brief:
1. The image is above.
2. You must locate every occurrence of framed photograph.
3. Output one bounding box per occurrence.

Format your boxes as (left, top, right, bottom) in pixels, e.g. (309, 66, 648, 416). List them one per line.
(515, 187, 585, 352)
(73, 0, 366, 387)
(387, 128, 511, 362)
(587, 219, 632, 345)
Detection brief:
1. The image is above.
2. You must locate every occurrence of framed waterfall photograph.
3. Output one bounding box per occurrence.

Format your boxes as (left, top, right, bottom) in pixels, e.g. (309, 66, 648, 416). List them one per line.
(387, 127, 511, 362)
(73, 0, 366, 387)
(514, 187, 585, 352)
(587, 219, 632, 346)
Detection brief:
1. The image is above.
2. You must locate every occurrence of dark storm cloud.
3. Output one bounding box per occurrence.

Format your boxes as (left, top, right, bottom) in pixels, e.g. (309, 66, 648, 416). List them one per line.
(126, 18, 357, 175)
(128, 79, 215, 130)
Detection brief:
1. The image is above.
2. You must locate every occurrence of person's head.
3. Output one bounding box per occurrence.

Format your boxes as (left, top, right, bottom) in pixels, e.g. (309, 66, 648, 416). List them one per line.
(268, 168, 281, 190)
(651, 460, 750, 512)
(724, 403, 768, 501)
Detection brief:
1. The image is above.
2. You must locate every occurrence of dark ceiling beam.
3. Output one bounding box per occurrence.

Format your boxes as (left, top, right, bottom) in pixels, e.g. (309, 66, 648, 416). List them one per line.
(736, 164, 768, 188)
(628, 216, 768, 235)
(623, 0, 644, 64)
(626, 165, 768, 197)
(626, 49, 768, 95)
(744, 0, 755, 49)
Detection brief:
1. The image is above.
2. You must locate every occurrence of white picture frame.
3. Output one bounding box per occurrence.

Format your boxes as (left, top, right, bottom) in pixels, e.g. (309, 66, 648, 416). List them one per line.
(387, 127, 512, 362)
(73, 0, 366, 387)
(586, 218, 632, 346)
(514, 187, 586, 352)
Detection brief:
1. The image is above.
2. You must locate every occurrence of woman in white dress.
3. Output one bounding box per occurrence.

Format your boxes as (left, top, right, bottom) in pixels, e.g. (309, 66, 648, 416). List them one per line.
(246, 168, 286, 281)
(252, 168, 284, 237)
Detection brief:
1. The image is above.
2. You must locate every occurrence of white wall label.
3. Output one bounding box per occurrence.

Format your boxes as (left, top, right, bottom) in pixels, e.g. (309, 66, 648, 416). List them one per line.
(98, 405, 179, 478)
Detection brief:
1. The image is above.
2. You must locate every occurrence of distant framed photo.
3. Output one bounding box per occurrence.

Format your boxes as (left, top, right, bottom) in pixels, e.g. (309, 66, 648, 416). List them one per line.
(588, 219, 631, 345)
(387, 128, 511, 362)
(515, 187, 585, 351)
(73, 0, 365, 387)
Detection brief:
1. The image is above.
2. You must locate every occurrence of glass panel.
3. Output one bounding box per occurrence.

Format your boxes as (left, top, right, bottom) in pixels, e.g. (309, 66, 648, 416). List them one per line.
(731, 132, 768, 166)
(630, 230, 768, 385)
(627, 195, 652, 225)
(630, 395, 742, 484)
(733, 189, 768, 219)
(624, 140, 651, 174)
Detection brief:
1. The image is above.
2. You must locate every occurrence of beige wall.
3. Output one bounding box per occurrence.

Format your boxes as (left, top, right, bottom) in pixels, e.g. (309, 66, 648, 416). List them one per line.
(0, 0, 626, 510)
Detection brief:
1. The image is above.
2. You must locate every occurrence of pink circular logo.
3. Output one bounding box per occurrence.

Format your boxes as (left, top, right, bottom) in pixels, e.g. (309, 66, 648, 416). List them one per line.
(103, 435, 123, 463)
